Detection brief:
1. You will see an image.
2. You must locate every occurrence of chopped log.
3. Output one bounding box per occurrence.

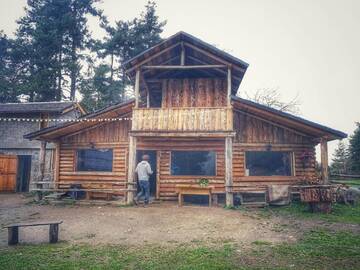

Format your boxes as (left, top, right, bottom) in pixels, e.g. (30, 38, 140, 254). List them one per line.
(299, 186, 334, 203)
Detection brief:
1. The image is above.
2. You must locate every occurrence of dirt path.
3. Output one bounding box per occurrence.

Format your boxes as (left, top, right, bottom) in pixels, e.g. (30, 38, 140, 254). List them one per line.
(0, 194, 303, 247)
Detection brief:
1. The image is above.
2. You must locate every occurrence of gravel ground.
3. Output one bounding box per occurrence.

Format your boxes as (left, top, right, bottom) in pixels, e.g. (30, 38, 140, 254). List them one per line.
(0, 194, 301, 247)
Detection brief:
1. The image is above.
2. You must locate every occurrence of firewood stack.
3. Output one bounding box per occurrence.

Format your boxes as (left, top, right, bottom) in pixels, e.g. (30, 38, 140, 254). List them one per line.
(299, 185, 335, 213)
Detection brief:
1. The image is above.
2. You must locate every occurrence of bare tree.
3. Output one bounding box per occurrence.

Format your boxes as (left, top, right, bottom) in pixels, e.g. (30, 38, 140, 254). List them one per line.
(242, 88, 301, 115)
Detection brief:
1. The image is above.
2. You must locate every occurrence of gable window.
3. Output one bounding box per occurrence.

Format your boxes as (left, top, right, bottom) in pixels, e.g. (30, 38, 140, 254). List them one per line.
(76, 149, 113, 172)
(245, 151, 292, 176)
(171, 151, 216, 176)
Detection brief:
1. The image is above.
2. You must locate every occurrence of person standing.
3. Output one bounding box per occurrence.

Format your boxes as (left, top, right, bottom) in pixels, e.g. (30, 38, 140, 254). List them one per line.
(134, 154, 153, 205)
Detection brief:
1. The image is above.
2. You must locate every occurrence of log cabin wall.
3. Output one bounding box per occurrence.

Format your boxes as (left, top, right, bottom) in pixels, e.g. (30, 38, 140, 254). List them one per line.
(57, 120, 131, 196)
(137, 138, 226, 201)
(161, 78, 227, 108)
(232, 111, 317, 187)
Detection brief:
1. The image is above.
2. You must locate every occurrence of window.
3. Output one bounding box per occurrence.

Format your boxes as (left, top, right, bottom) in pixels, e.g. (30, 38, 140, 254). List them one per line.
(76, 149, 113, 172)
(171, 151, 216, 176)
(245, 151, 292, 176)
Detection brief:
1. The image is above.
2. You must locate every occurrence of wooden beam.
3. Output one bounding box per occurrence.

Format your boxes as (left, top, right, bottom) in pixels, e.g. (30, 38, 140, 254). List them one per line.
(140, 73, 150, 108)
(142, 65, 227, 70)
(184, 42, 247, 73)
(180, 42, 185, 65)
(320, 138, 329, 183)
(126, 136, 137, 204)
(135, 69, 140, 108)
(227, 67, 232, 107)
(156, 151, 161, 200)
(142, 56, 180, 76)
(39, 141, 47, 181)
(225, 137, 234, 207)
(54, 142, 60, 188)
(126, 42, 181, 74)
(187, 56, 243, 81)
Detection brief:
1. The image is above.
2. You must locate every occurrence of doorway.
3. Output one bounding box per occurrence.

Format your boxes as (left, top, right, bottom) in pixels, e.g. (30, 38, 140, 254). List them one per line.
(136, 150, 157, 197)
(16, 155, 32, 192)
(0, 154, 17, 192)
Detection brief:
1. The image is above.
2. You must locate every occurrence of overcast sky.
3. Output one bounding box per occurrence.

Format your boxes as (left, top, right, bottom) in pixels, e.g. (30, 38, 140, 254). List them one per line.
(1, 0, 359, 160)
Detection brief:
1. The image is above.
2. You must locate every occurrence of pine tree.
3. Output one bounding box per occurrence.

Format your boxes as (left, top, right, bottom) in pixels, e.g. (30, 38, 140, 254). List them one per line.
(348, 122, 360, 174)
(0, 32, 18, 102)
(330, 141, 349, 175)
(12, 0, 102, 101)
(82, 1, 166, 110)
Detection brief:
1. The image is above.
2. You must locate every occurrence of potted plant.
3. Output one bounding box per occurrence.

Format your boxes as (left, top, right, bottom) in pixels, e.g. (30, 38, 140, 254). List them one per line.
(198, 178, 209, 187)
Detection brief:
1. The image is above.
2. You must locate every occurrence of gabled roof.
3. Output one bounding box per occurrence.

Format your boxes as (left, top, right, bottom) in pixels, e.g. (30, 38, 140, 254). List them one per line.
(231, 96, 347, 141)
(123, 31, 249, 95)
(24, 99, 134, 141)
(0, 101, 81, 114)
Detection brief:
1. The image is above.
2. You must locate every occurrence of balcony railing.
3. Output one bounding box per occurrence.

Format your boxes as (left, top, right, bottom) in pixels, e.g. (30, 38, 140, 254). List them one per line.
(131, 107, 233, 132)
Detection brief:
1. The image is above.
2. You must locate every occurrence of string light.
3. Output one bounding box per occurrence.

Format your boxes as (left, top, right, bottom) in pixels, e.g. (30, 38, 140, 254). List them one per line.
(0, 110, 216, 123)
(0, 117, 132, 123)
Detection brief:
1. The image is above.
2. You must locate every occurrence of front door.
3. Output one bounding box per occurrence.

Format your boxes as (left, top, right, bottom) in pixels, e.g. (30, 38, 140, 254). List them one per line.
(16, 155, 32, 192)
(136, 150, 157, 197)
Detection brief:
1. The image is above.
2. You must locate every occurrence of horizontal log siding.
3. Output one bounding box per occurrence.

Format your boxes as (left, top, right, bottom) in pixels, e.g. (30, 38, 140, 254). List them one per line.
(57, 120, 130, 195)
(232, 110, 318, 188)
(137, 138, 225, 201)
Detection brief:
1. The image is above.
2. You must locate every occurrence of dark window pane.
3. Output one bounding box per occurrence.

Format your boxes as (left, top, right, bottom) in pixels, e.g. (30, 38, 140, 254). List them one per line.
(245, 151, 292, 176)
(171, 151, 216, 176)
(77, 149, 113, 172)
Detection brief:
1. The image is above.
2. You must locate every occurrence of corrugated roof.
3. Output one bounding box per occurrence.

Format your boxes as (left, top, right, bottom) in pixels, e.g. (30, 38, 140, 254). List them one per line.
(0, 101, 77, 114)
(24, 99, 135, 140)
(231, 96, 347, 140)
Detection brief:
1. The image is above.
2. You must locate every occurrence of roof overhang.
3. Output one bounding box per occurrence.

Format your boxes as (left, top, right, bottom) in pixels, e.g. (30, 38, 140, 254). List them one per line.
(24, 99, 134, 141)
(231, 96, 347, 141)
(123, 31, 249, 95)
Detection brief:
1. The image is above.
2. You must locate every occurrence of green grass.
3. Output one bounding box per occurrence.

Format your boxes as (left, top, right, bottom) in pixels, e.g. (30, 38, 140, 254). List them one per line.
(0, 230, 359, 269)
(262, 202, 360, 224)
(330, 178, 360, 187)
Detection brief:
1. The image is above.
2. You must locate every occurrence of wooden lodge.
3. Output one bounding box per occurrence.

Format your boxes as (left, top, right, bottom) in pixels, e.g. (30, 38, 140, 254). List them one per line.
(24, 32, 347, 206)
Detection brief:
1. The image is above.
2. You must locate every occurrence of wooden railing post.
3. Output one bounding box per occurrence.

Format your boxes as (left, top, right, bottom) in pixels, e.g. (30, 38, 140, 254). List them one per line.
(134, 69, 140, 108)
(225, 136, 234, 207)
(127, 136, 137, 204)
(227, 66, 232, 107)
(320, 138, 329, 183)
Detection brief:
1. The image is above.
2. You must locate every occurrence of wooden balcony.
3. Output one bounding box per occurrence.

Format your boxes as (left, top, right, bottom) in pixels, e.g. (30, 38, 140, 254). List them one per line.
(131, 107, 233, 134)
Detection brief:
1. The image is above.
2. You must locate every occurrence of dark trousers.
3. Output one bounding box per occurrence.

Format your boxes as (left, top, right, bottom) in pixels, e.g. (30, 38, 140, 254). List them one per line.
(136, 180, 150, 204)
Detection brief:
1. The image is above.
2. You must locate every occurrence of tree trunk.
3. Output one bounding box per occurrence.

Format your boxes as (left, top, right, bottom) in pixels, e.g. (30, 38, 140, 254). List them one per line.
(56, 49, 62, 101)
(70, 39, 77, 101)
(110, 52, 114, 83)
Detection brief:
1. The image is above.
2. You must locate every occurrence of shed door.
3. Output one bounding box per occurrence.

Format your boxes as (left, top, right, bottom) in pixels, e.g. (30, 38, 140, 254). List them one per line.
(0, 154, 18, 192)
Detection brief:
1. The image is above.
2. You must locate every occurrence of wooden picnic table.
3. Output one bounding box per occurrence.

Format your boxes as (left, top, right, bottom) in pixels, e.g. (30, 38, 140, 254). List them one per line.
(175, 184, 215, 207)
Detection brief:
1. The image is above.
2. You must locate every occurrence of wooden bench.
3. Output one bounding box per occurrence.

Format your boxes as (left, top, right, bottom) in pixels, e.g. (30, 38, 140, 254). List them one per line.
(175, 185, 214, 207)
(3, 221, 63, 245)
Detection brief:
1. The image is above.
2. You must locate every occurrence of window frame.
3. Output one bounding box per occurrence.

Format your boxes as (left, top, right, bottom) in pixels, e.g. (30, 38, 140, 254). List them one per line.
(170, 150, 217, 176)
(244, 150, 294, 177)
(75, 148, 114, 173)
